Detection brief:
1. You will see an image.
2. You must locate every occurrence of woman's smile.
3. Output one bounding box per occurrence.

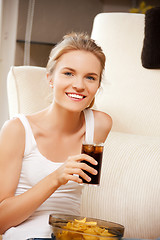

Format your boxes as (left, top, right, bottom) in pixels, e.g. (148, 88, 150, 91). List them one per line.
(65, 92, 86, 101)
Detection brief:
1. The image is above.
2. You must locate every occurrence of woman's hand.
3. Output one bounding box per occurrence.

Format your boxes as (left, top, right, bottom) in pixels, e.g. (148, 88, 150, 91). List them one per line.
(54, 154, 98, 186)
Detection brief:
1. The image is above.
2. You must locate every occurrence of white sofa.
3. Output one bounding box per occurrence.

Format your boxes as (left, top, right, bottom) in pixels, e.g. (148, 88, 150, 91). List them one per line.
(7, 13, 160, 239)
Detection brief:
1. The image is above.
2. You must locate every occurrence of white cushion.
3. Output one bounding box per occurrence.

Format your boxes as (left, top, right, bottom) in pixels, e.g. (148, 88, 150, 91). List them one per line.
(7, 66, 52, 118)
(81, 131, 160, 238)
(91, 13, 160, 137)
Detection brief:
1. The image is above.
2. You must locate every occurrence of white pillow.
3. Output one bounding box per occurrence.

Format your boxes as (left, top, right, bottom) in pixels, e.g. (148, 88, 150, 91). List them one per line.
(81, 131, 160, 239)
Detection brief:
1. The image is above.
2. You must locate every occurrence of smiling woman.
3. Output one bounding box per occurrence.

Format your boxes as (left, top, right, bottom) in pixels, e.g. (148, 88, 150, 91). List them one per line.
(0, 32, 112, 239)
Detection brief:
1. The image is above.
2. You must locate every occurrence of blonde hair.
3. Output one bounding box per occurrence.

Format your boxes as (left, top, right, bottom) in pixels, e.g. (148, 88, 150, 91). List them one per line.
(46, 32, 106, 108)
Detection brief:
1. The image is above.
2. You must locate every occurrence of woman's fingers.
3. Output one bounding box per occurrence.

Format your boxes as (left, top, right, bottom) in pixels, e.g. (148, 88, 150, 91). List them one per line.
(68, 154, 98, 165)
(66, 161, 97, 182)
(75, 168, 92, 182)
(79, 162, 97, 175)
(67, 162, 97, 175)
(68, 174, 83, 184)
(56, 153, 98, 185)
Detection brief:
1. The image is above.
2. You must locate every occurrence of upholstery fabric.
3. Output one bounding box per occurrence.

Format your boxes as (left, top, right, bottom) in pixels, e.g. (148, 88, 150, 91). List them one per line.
(7, 66, 52, 118)
(91, 13, 160, 137)
(81, 131, 160, 239)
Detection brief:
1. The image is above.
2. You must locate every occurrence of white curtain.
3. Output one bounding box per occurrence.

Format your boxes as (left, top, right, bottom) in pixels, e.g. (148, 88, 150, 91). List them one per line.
(0, 0, 2, 48)
(24, 0, 35, 65)
(0, 0, 19, 128)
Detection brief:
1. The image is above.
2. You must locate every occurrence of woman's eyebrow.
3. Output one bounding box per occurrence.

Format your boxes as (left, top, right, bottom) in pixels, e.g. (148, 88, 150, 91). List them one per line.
(62, 67, 75, 71)
(87, 72, 99, 77)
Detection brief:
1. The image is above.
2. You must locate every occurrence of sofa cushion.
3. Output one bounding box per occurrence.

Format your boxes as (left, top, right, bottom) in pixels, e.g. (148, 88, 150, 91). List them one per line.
(91, 13, 160, 137)
(81, 131, 160, 238)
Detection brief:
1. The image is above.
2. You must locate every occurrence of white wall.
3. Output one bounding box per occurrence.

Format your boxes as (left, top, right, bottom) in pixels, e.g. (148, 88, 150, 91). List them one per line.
(0, 0, 19, 128)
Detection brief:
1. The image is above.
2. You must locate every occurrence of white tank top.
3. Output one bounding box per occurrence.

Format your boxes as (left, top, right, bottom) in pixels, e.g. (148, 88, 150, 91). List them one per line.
(3, 109, 94, 240)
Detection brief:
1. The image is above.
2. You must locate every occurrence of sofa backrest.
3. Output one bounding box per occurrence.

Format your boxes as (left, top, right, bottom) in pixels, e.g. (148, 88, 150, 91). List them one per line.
(7, 66, 51, 118)
(91, 13, 160, 137)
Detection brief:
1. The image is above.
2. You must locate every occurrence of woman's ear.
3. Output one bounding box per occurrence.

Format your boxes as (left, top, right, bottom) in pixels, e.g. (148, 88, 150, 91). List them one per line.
(46, 73, 54, 88)
(49, 80, 53, 88)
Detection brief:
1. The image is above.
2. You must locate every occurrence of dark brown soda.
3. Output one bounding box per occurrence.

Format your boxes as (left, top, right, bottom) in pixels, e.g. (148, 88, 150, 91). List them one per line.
(80, 144, 103, 185)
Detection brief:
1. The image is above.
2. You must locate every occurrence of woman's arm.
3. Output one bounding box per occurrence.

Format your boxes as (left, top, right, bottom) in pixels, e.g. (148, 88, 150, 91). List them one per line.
(0, 119, 97, 234)
(0, 119, 61, 234)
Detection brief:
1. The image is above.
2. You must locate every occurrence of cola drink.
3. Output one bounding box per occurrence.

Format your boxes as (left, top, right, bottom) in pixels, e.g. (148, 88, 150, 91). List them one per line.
(80, 143, 104, 185)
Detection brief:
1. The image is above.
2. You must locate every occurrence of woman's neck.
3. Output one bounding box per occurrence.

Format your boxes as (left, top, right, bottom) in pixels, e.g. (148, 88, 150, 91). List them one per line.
(45, 103, 84, 135)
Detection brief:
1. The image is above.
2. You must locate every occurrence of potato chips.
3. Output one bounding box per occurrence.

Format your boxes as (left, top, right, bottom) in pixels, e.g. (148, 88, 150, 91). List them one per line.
(56, 217, 116, 240)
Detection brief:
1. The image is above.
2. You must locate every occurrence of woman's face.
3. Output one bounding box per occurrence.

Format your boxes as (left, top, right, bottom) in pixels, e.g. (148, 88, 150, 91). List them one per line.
(50, 50, 101, 112)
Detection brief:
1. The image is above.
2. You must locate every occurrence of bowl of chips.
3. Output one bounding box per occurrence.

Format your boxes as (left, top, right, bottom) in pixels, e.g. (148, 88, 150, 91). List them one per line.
(49, 214, 124, 240)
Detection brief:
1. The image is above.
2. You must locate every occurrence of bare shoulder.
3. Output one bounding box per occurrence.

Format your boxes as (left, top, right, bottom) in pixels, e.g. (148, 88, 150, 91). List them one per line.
(93, 110, 112, 143)
(0, 118, 25, 140)
(0, 118, 25, 157)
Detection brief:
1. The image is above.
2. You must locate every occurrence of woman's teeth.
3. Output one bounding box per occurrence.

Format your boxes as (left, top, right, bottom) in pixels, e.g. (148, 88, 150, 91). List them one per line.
(67, 93, 84, 99)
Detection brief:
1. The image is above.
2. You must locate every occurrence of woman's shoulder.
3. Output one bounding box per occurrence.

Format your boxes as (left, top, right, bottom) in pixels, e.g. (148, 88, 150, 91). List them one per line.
(0, 118, 25, 158)
(92, 109, 112, 143)
(0, 117, 25, 142)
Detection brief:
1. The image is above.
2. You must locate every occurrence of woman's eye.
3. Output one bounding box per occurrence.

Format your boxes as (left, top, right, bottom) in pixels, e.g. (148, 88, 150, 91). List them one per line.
(87, 76, 95, 80)
(64, 72, 73, 76)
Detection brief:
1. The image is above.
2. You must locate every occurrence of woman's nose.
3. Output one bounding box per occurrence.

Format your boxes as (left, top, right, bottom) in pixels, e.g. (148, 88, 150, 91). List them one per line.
(72, 77, 85, 91)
